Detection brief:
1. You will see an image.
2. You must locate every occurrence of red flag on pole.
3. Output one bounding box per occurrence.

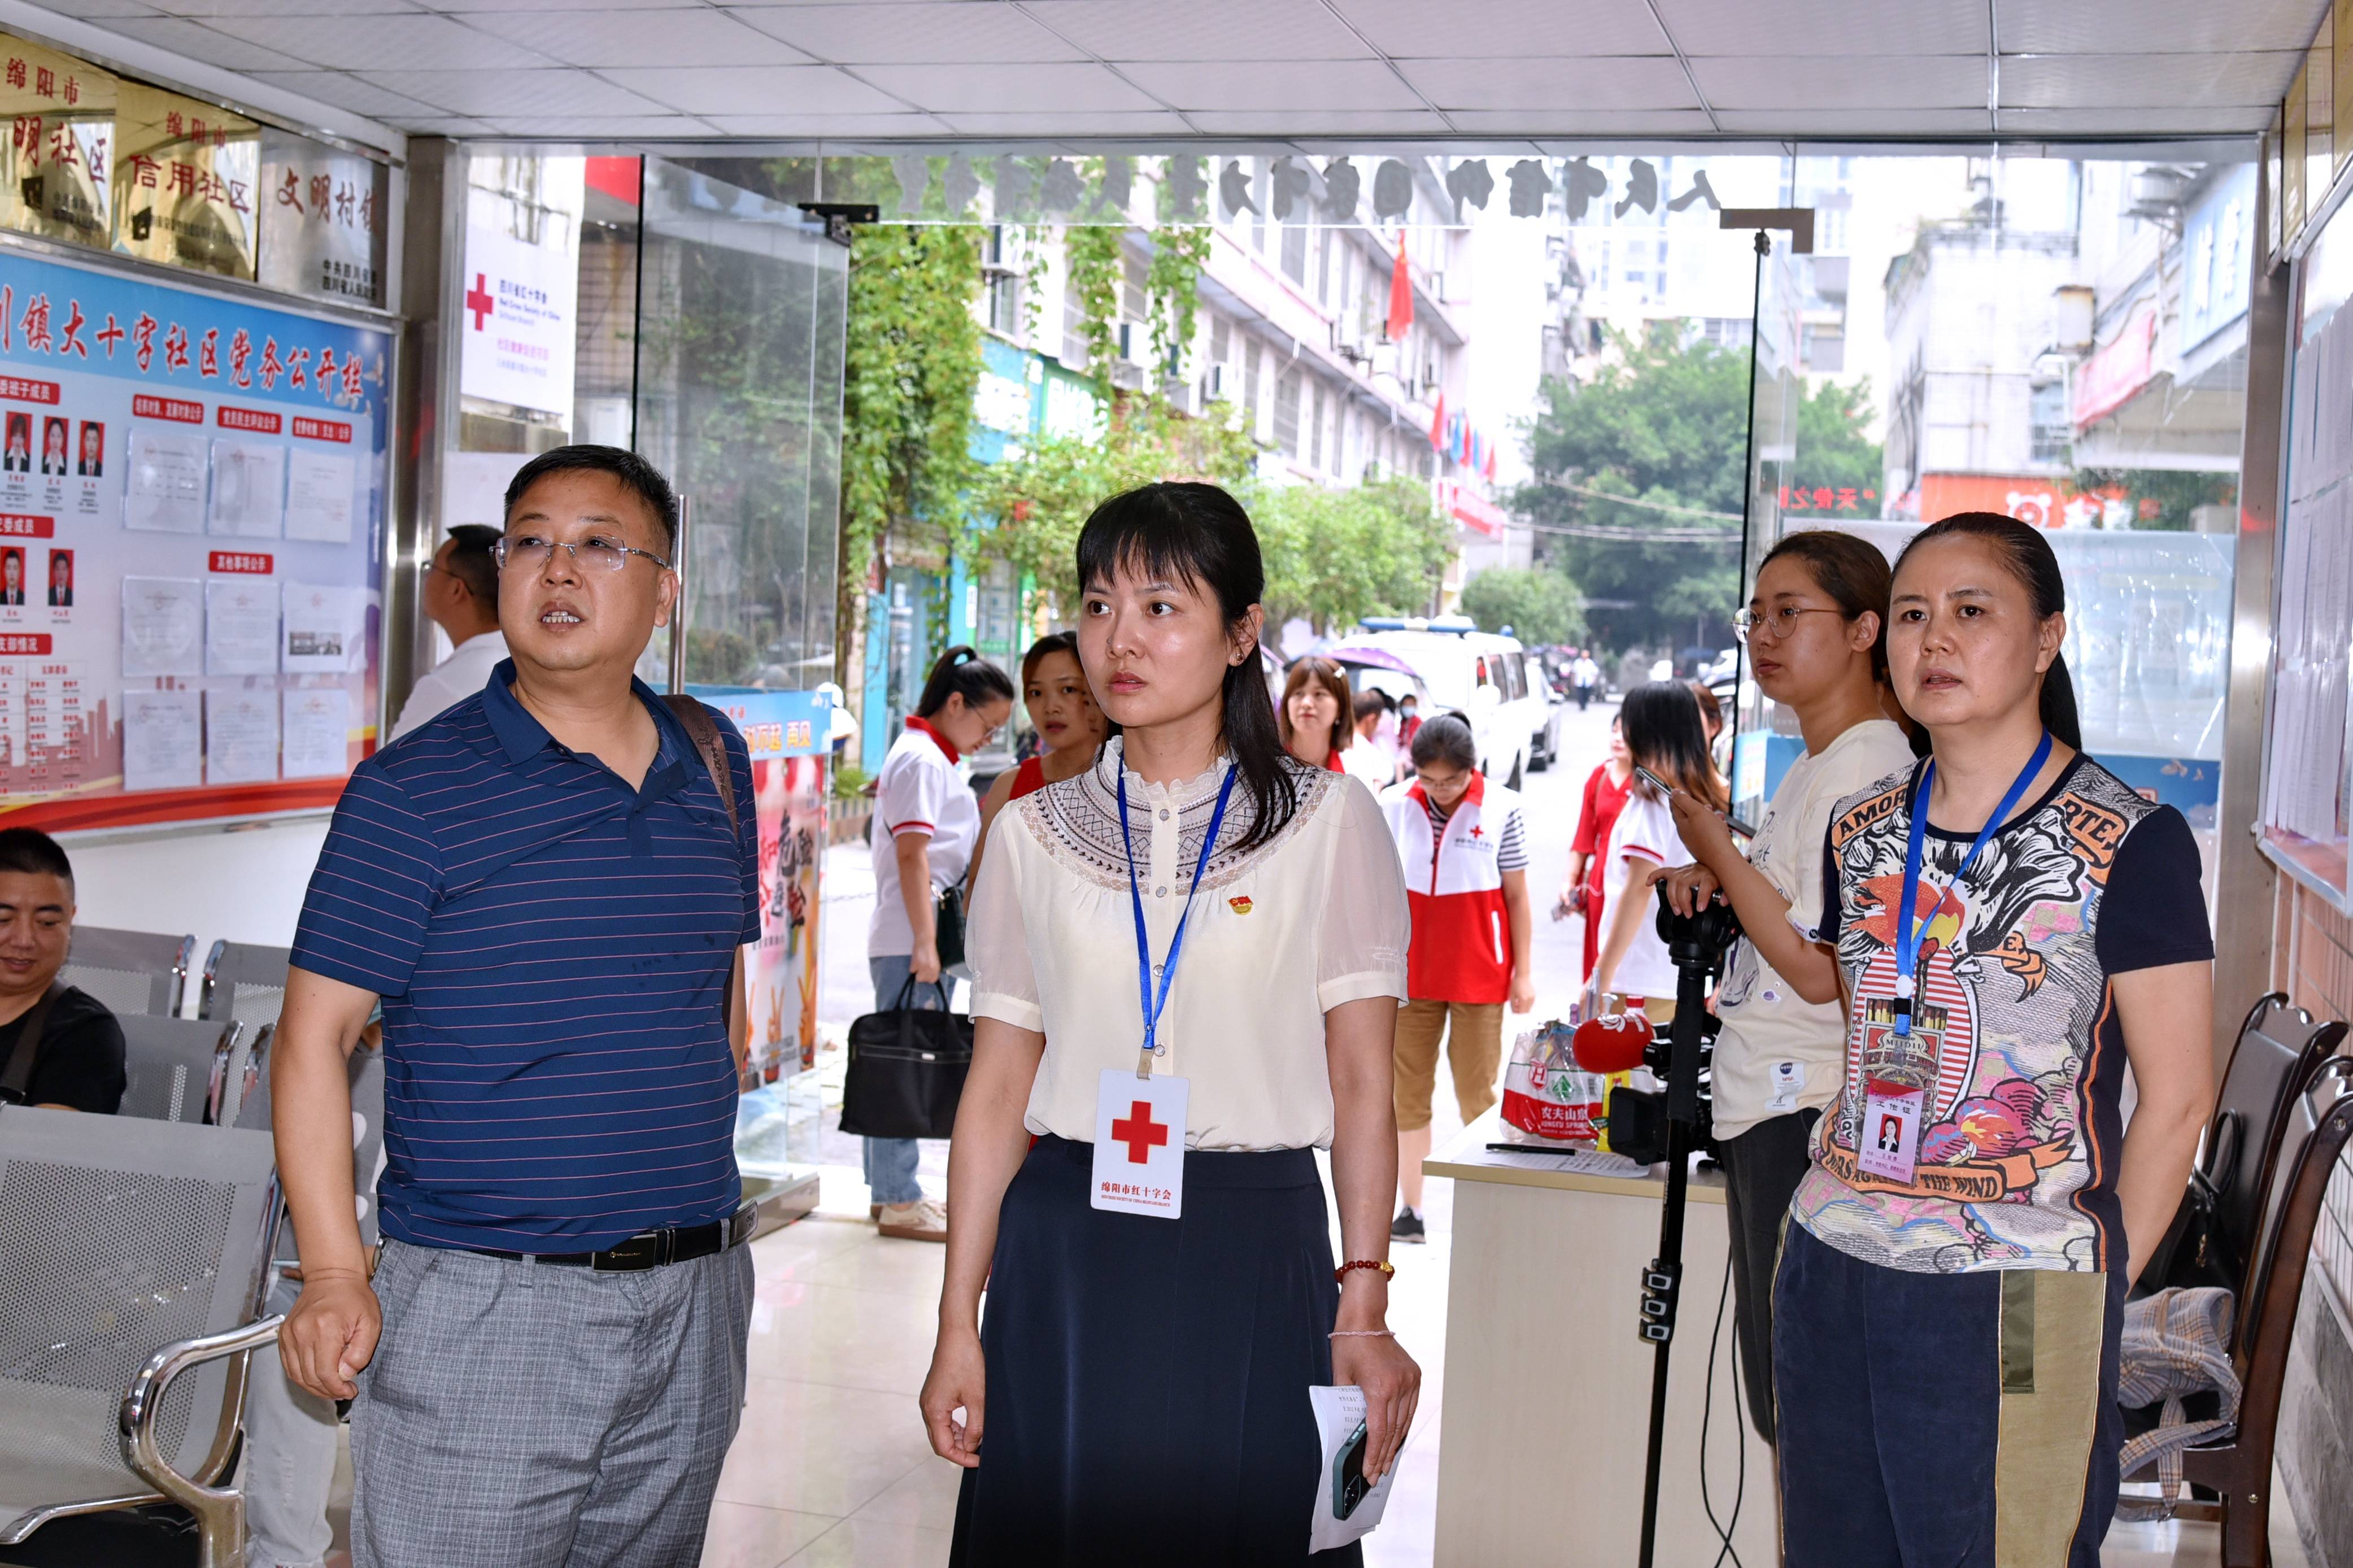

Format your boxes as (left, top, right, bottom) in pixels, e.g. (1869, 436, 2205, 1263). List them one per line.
(1387, 230, 1414, 341)
(1484, 442, 1498, 482)
(1427, 390, 1446, 451)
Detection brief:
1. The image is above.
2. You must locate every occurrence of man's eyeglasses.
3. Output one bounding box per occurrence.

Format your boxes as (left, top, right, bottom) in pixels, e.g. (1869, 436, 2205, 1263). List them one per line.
(1732, 604, 1845, 644)
(495, 534, 673, 574)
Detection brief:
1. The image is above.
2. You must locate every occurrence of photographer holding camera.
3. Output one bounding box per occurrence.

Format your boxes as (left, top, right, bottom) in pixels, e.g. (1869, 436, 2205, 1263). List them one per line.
(1658, 533, 1915, 1446)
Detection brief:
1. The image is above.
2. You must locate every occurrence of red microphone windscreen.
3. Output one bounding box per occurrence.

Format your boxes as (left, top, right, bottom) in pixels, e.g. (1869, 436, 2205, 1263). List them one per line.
(1571, 1012, 1654, 1075)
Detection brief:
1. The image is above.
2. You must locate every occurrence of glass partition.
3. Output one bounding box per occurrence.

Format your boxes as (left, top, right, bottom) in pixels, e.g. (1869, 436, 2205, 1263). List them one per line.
(1730, 230, 1806, 829)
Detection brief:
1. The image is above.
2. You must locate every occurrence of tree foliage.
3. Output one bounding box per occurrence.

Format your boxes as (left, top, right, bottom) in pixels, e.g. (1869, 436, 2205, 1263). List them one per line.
(1256, 477, 1453, 633)
(1460, 565, 1585, 646)
(2072, 467, 2237, 532)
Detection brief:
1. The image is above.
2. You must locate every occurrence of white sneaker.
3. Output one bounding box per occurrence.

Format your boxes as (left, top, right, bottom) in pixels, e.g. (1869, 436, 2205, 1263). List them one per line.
(877, 1196, 948, 1242)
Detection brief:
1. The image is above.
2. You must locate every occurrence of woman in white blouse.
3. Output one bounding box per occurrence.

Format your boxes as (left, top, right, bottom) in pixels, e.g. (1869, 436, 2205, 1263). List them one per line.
(921, 482, 1420, 1565)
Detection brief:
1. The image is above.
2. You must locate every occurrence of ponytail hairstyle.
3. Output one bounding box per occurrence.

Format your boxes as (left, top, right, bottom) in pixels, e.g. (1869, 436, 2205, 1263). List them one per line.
(1757, 528, 1894, 684)
(1280, 656, 1355, 759)
(1074, 481, 1297, 852)
(1408, 711, 1479, 772)
(914, 644, 1013, 720)
(1620, 680, 1726, 812)
(1892, 512, 2082, 751)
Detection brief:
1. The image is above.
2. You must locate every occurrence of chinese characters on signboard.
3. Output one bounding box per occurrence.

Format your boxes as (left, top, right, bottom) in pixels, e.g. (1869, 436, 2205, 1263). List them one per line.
(108, 80, 258, 281)
(258, 129, 386, 308)
(459, 156, 582, 420)
(1, 33, 113, 248)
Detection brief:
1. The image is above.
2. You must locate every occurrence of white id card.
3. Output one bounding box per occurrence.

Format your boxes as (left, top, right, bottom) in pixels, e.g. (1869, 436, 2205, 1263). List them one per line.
(1092, 1068, 1188, 1219)
(1857, 1077, 1923, 1184)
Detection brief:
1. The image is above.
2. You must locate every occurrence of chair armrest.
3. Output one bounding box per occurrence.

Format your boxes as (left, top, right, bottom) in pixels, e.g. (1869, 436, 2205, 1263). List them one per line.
(116, 1314, 286, 1509)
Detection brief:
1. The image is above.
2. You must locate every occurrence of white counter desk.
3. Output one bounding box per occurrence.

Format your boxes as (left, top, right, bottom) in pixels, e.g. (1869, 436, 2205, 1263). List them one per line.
(1427, 1111, 1777, 1566)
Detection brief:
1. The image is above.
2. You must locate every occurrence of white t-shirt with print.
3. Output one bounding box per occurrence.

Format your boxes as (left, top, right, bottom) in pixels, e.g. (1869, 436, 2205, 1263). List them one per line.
(1710, 718, 1916, 1141)
(867, 721, 981, 957)
(1602, 788, 1692, 1000)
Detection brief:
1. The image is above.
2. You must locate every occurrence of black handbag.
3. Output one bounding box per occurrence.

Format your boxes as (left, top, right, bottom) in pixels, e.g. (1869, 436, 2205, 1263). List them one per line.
(840, 976, 973, 1139)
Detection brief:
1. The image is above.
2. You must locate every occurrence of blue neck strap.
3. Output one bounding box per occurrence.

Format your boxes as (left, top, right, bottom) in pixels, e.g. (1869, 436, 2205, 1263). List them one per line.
(1892, 730, 2053, 1036)
(1118, 763, 1239, 1060)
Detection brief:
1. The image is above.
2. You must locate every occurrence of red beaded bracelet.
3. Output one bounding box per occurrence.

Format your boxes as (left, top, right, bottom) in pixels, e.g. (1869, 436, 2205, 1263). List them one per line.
(1335, 1259, 1396, 1282)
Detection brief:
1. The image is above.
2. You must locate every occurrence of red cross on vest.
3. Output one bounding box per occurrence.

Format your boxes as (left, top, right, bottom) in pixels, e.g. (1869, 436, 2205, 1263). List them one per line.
(1110, 1100, 1169, 1164)
(1467, 822, 1485, 839)
(465, 273, 495, 330)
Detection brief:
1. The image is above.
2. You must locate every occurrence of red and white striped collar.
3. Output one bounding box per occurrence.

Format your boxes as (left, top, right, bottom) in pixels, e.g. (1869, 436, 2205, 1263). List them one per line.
(905, 715, 960, 765)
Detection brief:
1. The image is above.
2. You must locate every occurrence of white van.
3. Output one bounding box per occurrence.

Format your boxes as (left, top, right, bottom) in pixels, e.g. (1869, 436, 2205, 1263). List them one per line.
(1326, 618, 1552, 788)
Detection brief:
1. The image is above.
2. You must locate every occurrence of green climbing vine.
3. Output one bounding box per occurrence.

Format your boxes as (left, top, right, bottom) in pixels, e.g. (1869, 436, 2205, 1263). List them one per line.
(1063, 223, 1123, 398)
(1147, 225, 1210, 378)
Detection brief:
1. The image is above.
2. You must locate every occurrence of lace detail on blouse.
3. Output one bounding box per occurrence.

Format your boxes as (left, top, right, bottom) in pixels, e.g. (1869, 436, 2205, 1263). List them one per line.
(1016, 738, 1335, 894)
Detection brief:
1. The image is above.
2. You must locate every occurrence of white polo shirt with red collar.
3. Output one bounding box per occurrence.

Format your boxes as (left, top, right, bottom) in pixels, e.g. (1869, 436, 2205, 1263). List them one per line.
(1380, 773, 1528, 1003)
(867, 716, 979, 957)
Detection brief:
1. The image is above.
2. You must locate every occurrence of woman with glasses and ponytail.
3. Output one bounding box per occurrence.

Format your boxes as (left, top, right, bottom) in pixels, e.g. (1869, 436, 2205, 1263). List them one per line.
(1655, 531, 1916, 1450)
(866, 645, 1014, 1242)
(1696, 515, 2213, 1563)
(922, 482, 1417, 1564)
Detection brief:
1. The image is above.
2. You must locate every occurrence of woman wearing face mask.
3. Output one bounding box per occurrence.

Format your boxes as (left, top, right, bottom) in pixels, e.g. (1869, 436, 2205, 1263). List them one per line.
(1562, 713, 1634, 982)
(922, 482, 1418, 1565)
(1711, 514, 2213, 1563)
(1588, 683, 1722, 1022)
(1280, 656, 1353, 771)
(970, 631, 1113, 898)
(1654, 532, 1916, 1448)
(1379, 712, 1534, 1244)
(866, 644, 1015, 1242)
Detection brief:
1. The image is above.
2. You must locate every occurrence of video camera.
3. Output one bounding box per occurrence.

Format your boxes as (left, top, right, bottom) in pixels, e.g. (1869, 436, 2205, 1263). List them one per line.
(1602, 891, 1741, 1166)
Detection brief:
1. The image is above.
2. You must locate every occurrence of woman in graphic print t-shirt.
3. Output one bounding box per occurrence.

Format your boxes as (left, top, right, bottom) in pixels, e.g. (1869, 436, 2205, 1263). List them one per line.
(1741, 513, 2213, 1565)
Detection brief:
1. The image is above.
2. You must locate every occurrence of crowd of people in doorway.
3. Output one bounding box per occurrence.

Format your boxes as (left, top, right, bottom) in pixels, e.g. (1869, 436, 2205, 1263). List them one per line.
(189, 438, 2215, 1567)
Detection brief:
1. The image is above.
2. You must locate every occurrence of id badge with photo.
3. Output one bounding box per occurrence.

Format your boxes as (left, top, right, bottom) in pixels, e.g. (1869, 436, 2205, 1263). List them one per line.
(1857, 1076, 1923, 1184)
(1092, 1068, 1188, 1219)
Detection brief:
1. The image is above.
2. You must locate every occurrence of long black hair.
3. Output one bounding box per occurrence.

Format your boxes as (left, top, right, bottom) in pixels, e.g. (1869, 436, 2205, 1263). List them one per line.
(1074, 481, 1296, 852)
(1620, 681, 1725, 811)
(1892, 512, 2082, 751)
(914, 644, 1013, 720)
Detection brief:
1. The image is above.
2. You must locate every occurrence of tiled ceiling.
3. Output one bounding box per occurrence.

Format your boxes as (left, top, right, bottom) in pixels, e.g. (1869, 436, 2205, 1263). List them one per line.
(18, 0, 2328, 142)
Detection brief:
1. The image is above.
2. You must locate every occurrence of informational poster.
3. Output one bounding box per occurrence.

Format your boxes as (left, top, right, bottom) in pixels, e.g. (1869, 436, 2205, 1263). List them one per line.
(0, 31, 115, 249)
(699, 688, 830, 1084)
(459, 156, 582, 419)
(0, 249, 388, 830)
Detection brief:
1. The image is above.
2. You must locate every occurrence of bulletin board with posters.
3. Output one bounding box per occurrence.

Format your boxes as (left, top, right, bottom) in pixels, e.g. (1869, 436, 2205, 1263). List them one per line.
(0, 246, 389, 832)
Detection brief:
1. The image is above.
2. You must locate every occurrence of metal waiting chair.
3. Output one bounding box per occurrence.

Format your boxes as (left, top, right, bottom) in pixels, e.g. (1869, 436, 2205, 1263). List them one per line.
(0, 1106, 283, 1568)
(59, 927, 195, 1020)
(198, 942, 292, 1035)
(118, 1017, 245, 1125)
(2138, 994, 2348, 1300)
(215, 1024, 272, 1133)
(237, 1038, 384, 1255)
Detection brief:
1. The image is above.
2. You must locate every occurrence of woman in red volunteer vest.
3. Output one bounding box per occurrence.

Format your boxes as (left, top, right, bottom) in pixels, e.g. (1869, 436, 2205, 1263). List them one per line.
(970, 630, 1112, 897)
(1379, 713, 1534, 1242)
(1280, 656, 1353, 770)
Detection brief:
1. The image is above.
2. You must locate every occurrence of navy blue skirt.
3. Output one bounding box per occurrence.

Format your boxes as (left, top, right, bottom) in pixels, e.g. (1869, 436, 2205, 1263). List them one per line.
(949, 1135, 1362, 1567)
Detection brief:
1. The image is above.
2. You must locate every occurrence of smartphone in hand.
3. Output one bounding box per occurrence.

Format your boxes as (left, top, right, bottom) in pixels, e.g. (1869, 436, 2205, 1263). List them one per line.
(1333, 1419, 1371, 1519)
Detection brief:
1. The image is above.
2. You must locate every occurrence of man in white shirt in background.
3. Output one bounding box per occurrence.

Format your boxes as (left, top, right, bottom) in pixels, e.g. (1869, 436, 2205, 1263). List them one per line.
(389, 525, 507, 741)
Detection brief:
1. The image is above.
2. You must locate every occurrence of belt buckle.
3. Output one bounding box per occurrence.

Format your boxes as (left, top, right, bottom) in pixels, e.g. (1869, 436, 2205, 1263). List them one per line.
(595, 1232, 661, 1271)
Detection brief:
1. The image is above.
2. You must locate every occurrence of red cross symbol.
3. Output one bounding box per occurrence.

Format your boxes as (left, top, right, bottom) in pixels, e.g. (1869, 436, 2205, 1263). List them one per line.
(464, 273, 494, 330)
(1467, 822, 1484, 839)
(1110, 1100, 1169, 1165)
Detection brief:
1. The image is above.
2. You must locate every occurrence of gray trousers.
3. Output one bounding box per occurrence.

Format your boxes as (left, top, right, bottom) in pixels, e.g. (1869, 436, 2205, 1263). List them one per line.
(352, 1237, 755, 1568)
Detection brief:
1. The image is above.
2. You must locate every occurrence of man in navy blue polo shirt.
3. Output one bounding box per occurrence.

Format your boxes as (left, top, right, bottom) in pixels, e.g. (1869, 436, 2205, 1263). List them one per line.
(271, 445, 760, 1568)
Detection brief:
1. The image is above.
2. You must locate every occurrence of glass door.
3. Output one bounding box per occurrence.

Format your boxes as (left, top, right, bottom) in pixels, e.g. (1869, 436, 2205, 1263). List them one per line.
(1729, 230, 1806, 829)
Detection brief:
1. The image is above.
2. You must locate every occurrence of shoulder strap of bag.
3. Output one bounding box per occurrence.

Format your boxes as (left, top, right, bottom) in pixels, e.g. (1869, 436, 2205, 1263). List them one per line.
(0, 983, 64, 1102)
(664, 695, 743, 1044)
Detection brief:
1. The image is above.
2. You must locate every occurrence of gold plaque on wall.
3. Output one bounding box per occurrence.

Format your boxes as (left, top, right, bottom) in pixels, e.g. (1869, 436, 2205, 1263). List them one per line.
(110, 80, 257, 280)
(0, 32, 115, 247)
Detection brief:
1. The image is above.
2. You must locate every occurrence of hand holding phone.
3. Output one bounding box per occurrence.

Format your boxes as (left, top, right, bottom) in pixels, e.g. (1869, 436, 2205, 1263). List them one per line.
(1640, 763, 1758, 838)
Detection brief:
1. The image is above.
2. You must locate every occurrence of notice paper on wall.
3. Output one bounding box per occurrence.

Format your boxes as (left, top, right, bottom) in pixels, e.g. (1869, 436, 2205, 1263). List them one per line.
(125, 428, 207, 534)
(281, 687, 349, 778)
(123, 688, 202, 792)
(205, 689, 278, 784)
(285, 446, 358, 545)
(121, 577, 204, 678)
(1306, 1384, 1395, 1552)
(208, 441, 286, 538)
(282, 583, 363, 674)
(204, 577, 280, 676)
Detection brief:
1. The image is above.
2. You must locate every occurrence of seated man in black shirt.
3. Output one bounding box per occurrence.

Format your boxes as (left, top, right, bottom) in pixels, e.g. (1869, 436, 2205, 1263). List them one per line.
(0, 827, 125, 1113)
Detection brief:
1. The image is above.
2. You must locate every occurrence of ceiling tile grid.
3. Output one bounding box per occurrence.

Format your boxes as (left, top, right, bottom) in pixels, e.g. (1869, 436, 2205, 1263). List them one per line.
(1398, 55, 1698, 112)
(463, 8, 814, 68)
(1690, 52, 1991, 111)
(729, 3, 1083, 64)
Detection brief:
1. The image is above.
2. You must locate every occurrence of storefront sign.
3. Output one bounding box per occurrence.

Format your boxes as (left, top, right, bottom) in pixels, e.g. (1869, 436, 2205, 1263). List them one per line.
(0, 31, 113, 250)
(258, 128, 386, 310)
(2072, 301, 2157, 428)
(108, 81, 258, 281)
(1919, 473, 2155, 531)
(459, 157, 582, 420)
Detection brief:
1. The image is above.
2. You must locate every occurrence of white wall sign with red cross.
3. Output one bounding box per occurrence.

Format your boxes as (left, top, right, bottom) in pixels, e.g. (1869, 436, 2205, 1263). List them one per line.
(1091, 1068, 1188, 1219)
(456, 159, 583, 421)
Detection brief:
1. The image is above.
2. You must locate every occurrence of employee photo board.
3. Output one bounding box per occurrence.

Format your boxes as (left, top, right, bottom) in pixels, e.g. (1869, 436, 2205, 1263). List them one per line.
(0, 248, 389, 832)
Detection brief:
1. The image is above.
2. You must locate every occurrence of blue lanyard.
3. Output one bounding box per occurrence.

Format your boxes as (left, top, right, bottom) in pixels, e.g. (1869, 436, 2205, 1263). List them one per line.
(1892, 731, 2052, 1036)
(1118, 764, 1239, 1062)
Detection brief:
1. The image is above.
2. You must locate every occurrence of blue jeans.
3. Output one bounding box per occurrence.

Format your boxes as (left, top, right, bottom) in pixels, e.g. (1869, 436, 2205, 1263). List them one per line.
(865, 954, 952, 1207)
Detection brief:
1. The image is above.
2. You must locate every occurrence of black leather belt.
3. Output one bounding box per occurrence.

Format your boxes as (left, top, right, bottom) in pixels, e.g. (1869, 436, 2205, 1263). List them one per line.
(468, 1203, 757, 1271)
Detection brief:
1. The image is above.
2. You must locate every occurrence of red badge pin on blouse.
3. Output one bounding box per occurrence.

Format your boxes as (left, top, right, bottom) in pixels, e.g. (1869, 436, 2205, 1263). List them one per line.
(1228, 895, 1253, 914)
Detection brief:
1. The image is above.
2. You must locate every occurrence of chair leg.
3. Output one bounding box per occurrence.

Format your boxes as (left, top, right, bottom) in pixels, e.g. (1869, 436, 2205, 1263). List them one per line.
(2220, 1487, 2270, 1568)
(195, 1491, 249, 1568)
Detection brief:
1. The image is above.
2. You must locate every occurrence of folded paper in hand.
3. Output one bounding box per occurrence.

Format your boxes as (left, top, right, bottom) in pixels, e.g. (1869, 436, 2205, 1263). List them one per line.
(1308, 1383, 1396, 1552)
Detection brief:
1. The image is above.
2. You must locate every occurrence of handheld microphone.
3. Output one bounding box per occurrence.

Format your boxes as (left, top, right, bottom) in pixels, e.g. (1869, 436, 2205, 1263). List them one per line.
(1571, 1011, 1655, 1076)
